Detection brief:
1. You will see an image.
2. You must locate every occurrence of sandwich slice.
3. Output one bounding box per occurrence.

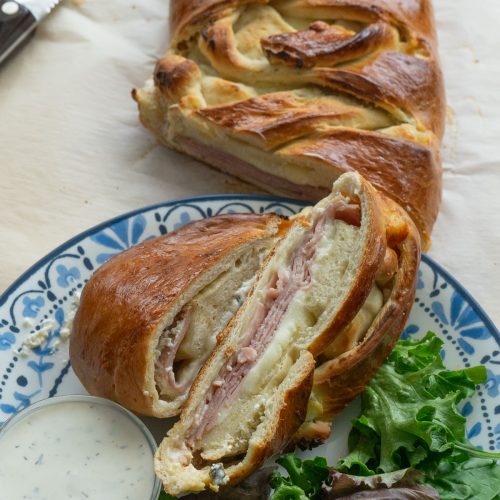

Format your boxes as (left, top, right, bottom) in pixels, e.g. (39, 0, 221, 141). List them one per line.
(155, 172, 393, 494)
(70, 213, 288, 417)
(294, 193, 420, 446)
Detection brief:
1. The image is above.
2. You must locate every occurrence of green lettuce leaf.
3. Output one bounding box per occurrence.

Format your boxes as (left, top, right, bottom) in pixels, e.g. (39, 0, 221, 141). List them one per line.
(158, 492, 176, 500)
(266, 332, 499, 499)
(425, 457, 500, 500)
(270, 454, 329, 500)
(338, 332, 491, 474)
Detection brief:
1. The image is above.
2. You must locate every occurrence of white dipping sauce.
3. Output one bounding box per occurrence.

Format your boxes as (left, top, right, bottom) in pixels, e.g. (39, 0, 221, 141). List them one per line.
(0, 399, 158, 500)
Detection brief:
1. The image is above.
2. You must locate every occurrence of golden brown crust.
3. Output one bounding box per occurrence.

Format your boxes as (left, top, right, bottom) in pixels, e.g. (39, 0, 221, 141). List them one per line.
(154, 55, 202, 102)
(317, 50, 445, 138)
(154, 173, 395, 494)
(272, 0, 437, 41)
(171, 0, 437, 43)
(170, 0, 263, 47)
(170, 0, 229, 46)
(196, 91, 377, 150)
(186, 80, 440, 246)
(70, 213, 287, 417)
(279, 128, 441, 247)
(135, 0, 445, 248)
(261, 21, 397, 69)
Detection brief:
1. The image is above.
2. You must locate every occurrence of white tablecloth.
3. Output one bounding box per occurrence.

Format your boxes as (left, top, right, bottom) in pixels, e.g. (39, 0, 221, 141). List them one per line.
(1, 0, 499, 327)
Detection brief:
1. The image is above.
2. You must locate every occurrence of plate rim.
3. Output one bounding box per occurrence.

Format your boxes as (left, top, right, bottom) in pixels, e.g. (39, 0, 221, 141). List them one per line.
(0, 194, 498, 345)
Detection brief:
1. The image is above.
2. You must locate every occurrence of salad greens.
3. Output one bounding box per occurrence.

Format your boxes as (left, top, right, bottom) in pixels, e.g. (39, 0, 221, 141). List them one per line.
(270, 455, 329, 499)
(159, 493, 175, 500)
(271, 332, 500, 499)
(323, 467, 440, 499)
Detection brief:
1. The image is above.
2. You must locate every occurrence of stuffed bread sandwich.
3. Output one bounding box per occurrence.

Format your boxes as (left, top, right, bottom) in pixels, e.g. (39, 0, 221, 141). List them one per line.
(154, 172, 420, 495)
(70, 213, 288, 417)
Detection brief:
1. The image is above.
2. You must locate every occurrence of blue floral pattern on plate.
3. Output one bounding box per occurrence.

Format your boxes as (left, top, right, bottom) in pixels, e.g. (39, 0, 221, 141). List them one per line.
(0, 195, 498, 454)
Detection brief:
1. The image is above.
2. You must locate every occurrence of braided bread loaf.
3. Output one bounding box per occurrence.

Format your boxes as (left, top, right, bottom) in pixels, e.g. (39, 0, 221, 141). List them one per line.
(133, 0, 445, 248)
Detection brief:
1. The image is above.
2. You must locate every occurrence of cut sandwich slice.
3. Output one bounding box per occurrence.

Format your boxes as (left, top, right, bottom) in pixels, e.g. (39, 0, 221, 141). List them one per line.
(294, 193, 421, 446)
(70, 213, 288, 417)
(155, 172, 389, 494)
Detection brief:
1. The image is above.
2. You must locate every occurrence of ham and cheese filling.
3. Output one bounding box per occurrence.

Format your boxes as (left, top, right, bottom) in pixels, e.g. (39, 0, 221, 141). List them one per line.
(154, 258, 259, 402)
(190, 199, 361, 444)
(176, 136, 330, 202)
(155, 309, 195, 399)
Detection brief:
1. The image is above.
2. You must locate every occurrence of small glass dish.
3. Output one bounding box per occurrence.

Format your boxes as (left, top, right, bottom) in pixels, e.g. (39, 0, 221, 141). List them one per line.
(0, 394, 162, 500)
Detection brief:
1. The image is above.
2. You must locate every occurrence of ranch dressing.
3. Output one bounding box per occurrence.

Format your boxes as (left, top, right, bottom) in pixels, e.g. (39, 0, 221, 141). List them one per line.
(0, 396, 159, 500)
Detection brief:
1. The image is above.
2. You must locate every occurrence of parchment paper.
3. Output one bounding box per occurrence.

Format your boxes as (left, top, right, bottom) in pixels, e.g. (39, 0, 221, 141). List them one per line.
(1, 0, 499, 327)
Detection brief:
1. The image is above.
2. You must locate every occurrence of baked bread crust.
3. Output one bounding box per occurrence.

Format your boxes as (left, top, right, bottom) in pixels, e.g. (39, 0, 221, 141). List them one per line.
(170, 0, 438, 48)
(134, 0, 445, 249)
(69, 213, 287, 417)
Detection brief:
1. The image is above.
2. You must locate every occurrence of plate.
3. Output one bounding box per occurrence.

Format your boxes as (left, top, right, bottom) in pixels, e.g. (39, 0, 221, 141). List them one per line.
(0, 195, 498, 458)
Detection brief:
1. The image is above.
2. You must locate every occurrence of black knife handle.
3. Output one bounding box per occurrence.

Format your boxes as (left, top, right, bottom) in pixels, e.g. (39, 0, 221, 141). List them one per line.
(0, 1, 37, 65)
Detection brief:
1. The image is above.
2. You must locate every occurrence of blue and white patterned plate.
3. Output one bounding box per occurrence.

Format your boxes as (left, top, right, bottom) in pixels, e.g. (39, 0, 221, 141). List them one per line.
(0, 195, 498, 456)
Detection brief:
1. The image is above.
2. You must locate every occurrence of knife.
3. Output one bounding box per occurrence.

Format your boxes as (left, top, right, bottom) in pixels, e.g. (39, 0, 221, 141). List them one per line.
(0, 0, 61, 65)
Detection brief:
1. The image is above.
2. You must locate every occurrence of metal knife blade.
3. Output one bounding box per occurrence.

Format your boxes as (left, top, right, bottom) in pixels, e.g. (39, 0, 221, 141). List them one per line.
(0, 0, 61, 65)
(19, 0, 60, 22)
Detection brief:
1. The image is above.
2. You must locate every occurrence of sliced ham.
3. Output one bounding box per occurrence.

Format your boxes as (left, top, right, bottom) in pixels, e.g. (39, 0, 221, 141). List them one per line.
(330, 201, 361, 227)
(190, 198, 362, 442)
(155, 308, 194, 398)
(176, 136, 330, 202)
